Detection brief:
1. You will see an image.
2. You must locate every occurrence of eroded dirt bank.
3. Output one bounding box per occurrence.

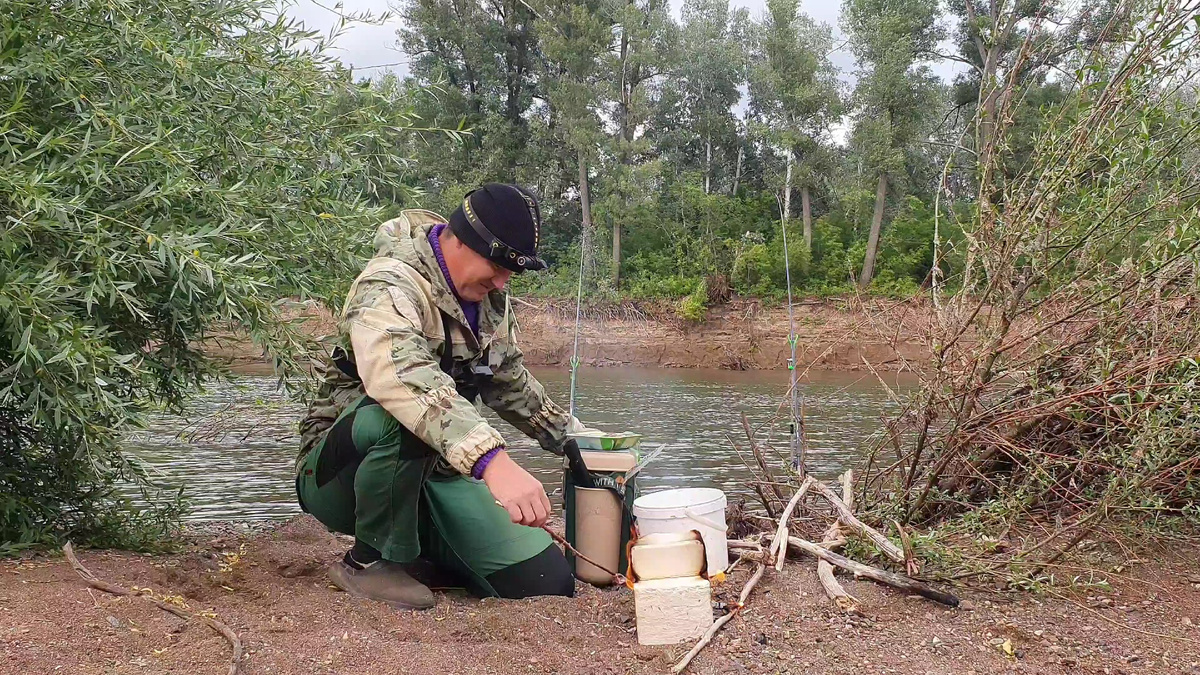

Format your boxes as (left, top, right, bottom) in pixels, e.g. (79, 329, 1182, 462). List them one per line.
(514, 299, 929, 371)
(3, 516, 1198, 675)
(211, 298, 932, 373)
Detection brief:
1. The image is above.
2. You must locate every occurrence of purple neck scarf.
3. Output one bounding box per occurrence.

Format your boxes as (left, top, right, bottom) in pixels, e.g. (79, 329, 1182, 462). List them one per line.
(428, 223, 480, 337)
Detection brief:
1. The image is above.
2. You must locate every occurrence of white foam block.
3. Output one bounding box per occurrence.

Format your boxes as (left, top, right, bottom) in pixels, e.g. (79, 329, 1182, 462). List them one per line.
(634, 576, 714, 646)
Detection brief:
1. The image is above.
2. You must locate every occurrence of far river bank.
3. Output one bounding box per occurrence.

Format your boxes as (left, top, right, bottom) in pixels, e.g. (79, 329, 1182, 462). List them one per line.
(208, 296, 933, 374)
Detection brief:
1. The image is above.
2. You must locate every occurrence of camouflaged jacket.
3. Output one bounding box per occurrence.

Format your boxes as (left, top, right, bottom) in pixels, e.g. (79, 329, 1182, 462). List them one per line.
(297, 209, 574, 475)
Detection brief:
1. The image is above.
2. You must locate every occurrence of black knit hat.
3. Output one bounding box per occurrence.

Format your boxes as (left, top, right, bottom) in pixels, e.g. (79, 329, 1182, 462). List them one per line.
(448, 183, 547, 273)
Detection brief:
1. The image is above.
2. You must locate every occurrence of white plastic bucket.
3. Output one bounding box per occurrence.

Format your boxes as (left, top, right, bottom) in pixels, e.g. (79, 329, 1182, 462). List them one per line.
(633, 488, 728, 576)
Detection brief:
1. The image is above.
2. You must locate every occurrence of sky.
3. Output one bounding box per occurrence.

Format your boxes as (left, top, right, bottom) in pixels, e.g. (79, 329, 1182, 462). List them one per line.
(283, 0, 964, 85)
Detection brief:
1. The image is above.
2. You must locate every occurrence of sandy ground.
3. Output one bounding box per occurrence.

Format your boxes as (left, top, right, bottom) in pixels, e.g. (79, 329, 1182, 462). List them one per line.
(3, 515, 1199, 675)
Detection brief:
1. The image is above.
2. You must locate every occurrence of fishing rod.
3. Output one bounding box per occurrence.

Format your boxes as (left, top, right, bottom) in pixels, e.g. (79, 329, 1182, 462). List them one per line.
(568, 222, 587, 420)
(563, 225, 642, 459)
(775, 191, 805, 476)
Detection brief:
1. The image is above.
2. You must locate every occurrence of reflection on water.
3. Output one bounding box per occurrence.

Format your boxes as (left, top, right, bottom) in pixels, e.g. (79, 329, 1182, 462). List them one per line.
(125, 367, 912, 521)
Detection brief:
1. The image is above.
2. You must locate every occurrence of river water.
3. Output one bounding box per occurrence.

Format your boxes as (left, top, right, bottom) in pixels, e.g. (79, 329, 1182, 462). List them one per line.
(126, 368, 911, 521)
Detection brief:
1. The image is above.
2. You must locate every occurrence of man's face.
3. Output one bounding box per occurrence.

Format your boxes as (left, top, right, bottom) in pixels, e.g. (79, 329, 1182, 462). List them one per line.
(442, 233, 514, 302)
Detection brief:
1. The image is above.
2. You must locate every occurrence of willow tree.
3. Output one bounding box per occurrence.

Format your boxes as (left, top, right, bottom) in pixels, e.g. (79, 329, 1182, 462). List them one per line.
(0, 0, 421, 549)
(842, 0, 940, 288)
(749, 0, 841, 251)
(653, 0, 746, 194)
(606, 0, 675, 287)
(537, 0, 613, 283)
(398, 0, 543, 179)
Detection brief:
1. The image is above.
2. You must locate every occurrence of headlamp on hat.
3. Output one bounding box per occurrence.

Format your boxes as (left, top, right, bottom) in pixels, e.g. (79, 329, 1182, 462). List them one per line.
(450, 185, 547, 273)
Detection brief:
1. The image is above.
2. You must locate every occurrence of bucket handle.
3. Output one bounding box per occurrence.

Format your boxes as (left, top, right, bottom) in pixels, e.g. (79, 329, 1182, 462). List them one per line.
(684, 508, 728, 533)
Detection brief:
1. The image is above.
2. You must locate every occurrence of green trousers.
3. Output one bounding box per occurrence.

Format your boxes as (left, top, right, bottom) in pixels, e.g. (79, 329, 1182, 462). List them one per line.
(296, 395, 553, 597)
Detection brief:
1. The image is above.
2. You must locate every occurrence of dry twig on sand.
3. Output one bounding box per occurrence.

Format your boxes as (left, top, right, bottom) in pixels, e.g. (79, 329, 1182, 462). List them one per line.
(672, 479, 806, 674)
(771, 534, 959, 607)
(671, 556, 767, 674)
(673, 473, 961, 672)
(62, 543, 243, 675)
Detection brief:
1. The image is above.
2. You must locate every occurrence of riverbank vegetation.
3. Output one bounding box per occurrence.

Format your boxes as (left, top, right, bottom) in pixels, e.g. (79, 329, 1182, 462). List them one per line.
(857, 0, 1200, 583)
(738, 0, 1200, 585)
(0, 0, 429, 550)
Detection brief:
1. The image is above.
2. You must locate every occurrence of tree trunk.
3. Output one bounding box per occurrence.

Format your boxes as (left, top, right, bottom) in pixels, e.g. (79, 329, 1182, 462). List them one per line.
(613, 19, 631, 290)
(858, 173, 887, 289)
(617, 18, 633, 150)
(578, 150, 594, 279)
(611, 221, 621, 289)
(704, 133, 712, 195)
(732, 145, 744, 196)
(978, 60, 999, 216)
(801, 185, 812, 251)
(782, 153, 793, 229)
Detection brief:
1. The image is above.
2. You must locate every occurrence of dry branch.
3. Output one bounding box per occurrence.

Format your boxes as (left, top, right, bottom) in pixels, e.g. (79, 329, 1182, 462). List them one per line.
(726, 433, 778, 517)
(62, 543, 243, 675)
(811, 479, 905, 564)
(817, 471, 860, 612)
(726, 540, 765, 553)
(543, 526, 625, 585)
(772, 477, 816, 572)
(742, 413, 787, 503)
(740, 512, 781, 531)
(893, 520, 920, 576)
(674, 477, 803, 673)
(770, 535, 960, 607)
(857, 5, 1200, 580)
(725, 540, 773, 566)
(671, 559, 766, 674)
(816, 553, 859, 613)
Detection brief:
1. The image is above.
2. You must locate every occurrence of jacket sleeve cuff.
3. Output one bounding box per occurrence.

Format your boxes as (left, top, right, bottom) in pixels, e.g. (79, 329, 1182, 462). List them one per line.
(470, 446, 504, 480)
(526, 399, 573, 454)
(445, 423, 506, 474)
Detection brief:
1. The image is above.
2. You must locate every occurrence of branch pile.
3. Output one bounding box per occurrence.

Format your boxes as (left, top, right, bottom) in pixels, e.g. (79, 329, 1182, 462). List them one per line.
(674, 469, 959, 673)
(852, 1, 1200, 580)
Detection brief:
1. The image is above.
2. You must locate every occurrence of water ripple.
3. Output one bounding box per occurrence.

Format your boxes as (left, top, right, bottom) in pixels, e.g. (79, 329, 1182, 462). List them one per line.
(123, 368, 912, 521)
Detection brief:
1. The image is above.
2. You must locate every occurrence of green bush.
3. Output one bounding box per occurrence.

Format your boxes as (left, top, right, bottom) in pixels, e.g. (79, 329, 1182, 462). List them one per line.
(626, 274, 704, 299)
(0, 407, 186, 554)
(865, 268, 922, 297)
(766, 229, 812, 291)
(732, 242, 771, 295)
(0, 0, 421, 550)
(802, 216, 855, 291)
(676, 278, 709, 322)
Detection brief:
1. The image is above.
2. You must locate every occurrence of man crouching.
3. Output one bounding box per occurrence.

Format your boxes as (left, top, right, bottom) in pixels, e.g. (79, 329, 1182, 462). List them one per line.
(296, 184, 592, 608)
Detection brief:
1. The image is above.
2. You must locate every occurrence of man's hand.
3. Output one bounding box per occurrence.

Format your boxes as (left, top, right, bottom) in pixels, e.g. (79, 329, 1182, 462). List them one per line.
(481, 450, 551, 527)
(567, 417, 601, 435)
